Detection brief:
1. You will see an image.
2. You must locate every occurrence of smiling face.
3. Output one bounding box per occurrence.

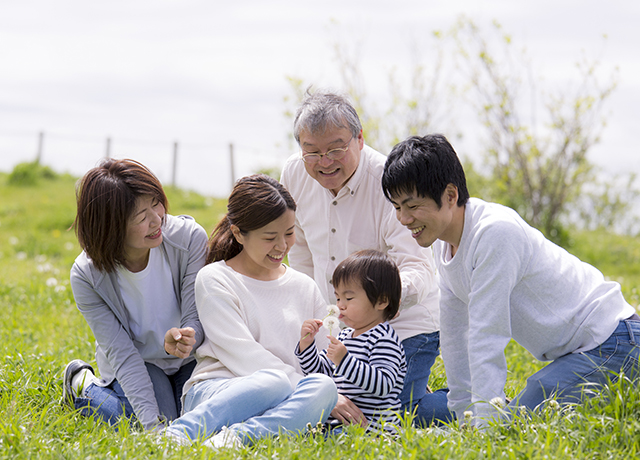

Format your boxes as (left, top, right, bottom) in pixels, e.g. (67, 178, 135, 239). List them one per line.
(231, 208, 296, 280)
(334, 279, 388, 337)
(123, 194, 165, 269)
(298, 126, 363, 196)
(389, 185, 462, 250)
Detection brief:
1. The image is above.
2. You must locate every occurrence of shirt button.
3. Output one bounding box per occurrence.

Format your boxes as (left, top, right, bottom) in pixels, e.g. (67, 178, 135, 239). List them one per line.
(332, 201, 337, 206)
(330, 256, 335, 261)
(331, 228, 336, 233)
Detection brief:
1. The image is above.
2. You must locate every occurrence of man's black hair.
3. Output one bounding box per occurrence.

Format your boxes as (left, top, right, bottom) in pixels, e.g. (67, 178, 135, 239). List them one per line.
(382, 134, 469, 207)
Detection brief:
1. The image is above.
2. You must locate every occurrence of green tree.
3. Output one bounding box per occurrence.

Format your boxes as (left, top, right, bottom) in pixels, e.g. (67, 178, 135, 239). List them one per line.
(453, 17, 626, 241)
(284, 17, 638, 240)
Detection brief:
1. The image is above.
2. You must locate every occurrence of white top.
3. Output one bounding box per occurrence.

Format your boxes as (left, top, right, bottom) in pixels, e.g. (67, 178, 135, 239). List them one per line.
(184, 261, 329, 397)
(117, 247, 182, 374)
(296, 321, 406, 434)
(436, 198, 635, 422)
(281, 145, 440, 341)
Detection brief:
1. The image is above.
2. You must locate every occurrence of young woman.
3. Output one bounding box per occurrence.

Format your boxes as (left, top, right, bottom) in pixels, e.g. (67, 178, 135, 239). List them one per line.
(162, 174, 337, 448)
(62, 158, 207, 431)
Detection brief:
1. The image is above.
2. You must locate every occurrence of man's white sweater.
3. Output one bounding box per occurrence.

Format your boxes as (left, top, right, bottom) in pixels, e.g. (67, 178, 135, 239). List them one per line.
(436, 198, 634, 421)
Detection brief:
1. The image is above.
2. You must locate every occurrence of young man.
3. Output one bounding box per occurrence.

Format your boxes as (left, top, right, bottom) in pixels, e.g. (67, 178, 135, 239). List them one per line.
(381, 133, 640, 426)
(281, 91, 450, 426)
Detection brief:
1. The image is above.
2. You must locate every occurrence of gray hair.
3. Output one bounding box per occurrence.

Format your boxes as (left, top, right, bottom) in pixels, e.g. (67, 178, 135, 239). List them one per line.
(293, 90, 362, 143)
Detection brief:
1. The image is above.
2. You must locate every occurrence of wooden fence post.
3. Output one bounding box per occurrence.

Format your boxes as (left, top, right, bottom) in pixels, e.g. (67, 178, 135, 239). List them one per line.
(172, 141, 178, 187)
(229, 142, 235, 191)
(36, 131, 44, 163)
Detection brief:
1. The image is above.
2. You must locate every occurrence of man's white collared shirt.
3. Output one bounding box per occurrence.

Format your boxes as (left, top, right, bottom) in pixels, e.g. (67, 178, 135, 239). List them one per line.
(281, 145, 440, 341)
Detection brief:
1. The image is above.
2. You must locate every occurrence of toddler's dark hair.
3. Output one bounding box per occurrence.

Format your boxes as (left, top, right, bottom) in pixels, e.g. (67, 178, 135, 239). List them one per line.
(332, 249, 401, 321)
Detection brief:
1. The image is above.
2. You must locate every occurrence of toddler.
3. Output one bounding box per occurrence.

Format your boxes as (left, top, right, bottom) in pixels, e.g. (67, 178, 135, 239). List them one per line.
(296, 249, 407, 434)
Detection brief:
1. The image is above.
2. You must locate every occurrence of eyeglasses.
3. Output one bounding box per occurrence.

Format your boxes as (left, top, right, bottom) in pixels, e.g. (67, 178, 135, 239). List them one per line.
(301, 136, 353, 164)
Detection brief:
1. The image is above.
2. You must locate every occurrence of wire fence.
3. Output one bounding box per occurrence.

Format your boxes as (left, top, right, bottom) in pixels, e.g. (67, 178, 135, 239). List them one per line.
(0, 130, 296, 197)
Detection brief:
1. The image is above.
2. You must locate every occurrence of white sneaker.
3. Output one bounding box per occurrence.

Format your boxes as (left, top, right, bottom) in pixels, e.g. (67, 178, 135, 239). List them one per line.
(61, 359, 96, 407)
(425, 425, 452, 437)
(72, 368, 100, 397)
(203, 426, 242, 449)
(158, 428, 192, 446)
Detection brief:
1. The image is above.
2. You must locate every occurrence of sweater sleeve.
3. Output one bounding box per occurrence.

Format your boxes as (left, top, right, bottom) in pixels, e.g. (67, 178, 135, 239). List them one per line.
(466, 222, 527, 424)
(439, 281, 473, 419)
(177, 218, 208, 349)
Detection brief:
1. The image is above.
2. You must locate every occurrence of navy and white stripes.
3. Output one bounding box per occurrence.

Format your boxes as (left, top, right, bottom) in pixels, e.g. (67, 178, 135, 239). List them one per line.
(296, 321, 406, 433)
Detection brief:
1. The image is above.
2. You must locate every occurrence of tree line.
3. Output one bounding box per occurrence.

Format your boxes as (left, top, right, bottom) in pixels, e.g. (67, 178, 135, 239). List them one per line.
(284, 17, 639, 243)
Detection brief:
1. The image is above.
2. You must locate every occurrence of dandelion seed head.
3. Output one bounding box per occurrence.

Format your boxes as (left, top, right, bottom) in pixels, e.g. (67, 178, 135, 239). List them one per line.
(46, 277, 58, 287)
(323, 316, 340, 333)
(37, 263, 53, 273)
(326, 304, 339, 317)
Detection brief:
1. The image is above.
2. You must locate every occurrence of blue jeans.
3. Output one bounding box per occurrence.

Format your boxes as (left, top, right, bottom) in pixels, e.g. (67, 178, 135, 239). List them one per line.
(510, 319, 640, 410)
(74, 360, 196, 426)
(400, 332, 455, 426)
(165, 370, 338, 445)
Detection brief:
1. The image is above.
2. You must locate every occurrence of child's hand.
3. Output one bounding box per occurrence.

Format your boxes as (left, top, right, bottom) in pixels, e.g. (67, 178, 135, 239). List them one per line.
(326, 335, 348, 366)
(299, 319, 323, 352)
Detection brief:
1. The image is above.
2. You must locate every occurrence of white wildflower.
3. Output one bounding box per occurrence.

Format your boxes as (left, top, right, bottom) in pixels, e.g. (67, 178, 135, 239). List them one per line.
(323, 316, 340, 336)
(46, 277, 58, 287)
(16, 251, 27, 260)
(37, 263, 53, 273)
(35, 254, 47, 263)
(489, 397, 505, 409)
(9, 237, 18, 246)
(64, 242, 75, 251)
(463, 410, 474, 421)
(55, 285, 67, 293)
(326, 304, 339, 317)
(547, 400, 560, 411)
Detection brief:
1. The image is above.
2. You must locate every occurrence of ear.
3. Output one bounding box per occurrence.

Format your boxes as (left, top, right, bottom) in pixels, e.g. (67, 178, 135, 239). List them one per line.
(374, 296, 389, 311)
(356, 129, 364, 150)
(444, 184, 459, 207)
(230, 225, 244, 245)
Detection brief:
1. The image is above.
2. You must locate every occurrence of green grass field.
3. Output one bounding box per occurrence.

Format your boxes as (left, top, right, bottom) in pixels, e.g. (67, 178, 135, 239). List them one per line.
(1, 170, 639, 459)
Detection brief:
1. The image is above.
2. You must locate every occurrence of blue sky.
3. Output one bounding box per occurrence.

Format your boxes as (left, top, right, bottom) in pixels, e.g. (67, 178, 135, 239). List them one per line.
(0, 0, 638, 196)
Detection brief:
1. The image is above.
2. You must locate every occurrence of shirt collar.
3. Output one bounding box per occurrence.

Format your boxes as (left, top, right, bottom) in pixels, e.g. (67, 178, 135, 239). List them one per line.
(332, 145, 370, 199)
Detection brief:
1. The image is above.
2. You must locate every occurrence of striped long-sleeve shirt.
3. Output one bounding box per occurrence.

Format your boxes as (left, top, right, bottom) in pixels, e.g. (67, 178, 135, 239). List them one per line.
(296, 321, 406, 434)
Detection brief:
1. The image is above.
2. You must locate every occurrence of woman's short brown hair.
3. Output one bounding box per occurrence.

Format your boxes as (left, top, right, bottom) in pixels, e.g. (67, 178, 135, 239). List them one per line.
(73, 158, 168, 272)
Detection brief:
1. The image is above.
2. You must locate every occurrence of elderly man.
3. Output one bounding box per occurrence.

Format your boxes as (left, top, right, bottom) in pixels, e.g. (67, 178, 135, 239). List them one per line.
(281, 90, 451, 427)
